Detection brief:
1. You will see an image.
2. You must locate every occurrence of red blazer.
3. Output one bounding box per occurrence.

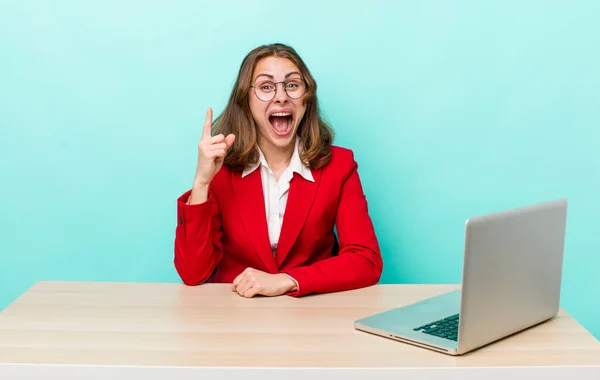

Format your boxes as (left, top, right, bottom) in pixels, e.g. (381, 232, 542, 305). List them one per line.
(174, 146, 383, 296)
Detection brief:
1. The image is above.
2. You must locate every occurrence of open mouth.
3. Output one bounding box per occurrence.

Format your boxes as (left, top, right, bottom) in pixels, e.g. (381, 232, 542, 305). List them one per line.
(268, 112, 294, 137)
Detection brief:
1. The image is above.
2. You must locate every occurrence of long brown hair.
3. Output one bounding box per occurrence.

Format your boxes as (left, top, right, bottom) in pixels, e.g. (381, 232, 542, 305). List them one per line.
(213, 43, 334, 172)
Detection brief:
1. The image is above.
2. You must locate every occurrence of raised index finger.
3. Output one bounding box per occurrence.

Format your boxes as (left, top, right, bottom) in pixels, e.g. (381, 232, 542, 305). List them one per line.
(203, 107, 213, 138)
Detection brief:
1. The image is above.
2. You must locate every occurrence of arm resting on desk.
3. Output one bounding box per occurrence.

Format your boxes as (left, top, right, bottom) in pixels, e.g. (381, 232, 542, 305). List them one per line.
(285, 154, 383, 297)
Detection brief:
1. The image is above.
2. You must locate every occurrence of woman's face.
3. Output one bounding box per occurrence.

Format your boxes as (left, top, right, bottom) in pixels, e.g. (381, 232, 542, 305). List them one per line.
(249, 56, 307, 153)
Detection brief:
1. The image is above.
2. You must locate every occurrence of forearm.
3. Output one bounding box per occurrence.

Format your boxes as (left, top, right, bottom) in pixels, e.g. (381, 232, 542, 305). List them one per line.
(188, 181, 209, 205)
(284, 246, 383, 296)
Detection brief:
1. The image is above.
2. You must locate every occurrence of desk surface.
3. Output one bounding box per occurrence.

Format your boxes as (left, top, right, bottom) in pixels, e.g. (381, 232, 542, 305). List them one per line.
(0, 281, 599, 369)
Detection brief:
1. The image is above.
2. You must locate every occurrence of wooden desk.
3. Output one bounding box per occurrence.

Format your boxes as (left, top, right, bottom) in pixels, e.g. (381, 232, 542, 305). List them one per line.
(0, 282, 598, 379)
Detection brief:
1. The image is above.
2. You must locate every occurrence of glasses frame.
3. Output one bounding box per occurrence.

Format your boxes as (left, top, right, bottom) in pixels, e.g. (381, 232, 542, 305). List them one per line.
(249, 78, 308, 102)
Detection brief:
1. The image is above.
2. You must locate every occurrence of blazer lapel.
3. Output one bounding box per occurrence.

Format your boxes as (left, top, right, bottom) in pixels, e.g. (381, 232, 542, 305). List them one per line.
(275, 169, 322, 267)
(231, 170, 278, 273)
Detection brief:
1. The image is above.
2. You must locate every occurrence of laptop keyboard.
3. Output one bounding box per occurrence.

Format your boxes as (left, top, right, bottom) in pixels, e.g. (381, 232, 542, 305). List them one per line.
(413, 314, 459, 341)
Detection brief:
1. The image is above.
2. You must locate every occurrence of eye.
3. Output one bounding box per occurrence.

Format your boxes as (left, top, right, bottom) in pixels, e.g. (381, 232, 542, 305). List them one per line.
(286, 80, 302, 89)
(260, 83, 275, 91)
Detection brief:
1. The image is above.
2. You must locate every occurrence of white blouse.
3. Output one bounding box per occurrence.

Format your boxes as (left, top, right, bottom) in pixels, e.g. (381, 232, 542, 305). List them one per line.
(242, 138, 315, 254)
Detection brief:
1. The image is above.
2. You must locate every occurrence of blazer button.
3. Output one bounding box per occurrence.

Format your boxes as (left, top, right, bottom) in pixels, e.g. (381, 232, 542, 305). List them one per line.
(179, 217, 183, 225)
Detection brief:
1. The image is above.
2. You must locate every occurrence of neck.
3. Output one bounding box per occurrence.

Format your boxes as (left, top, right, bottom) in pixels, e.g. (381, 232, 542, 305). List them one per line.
(258, 137, 295, 172)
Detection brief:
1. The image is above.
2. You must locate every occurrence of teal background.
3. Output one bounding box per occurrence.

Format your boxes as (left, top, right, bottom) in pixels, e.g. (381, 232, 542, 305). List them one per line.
(1, 1, 598, 339)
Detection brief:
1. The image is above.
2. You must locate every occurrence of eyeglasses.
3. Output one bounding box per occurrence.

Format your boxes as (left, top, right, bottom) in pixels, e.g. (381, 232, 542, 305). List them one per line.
(250, 78, 307, 102)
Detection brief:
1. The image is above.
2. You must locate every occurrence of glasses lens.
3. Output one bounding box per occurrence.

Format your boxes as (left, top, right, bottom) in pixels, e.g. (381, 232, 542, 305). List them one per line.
(284, 79, 306, 99)
(254, 80, 276, 101)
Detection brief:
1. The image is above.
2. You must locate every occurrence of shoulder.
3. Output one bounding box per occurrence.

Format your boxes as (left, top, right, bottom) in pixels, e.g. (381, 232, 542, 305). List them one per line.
(320, 145, 359, 180)
(328, 145, 357, 169)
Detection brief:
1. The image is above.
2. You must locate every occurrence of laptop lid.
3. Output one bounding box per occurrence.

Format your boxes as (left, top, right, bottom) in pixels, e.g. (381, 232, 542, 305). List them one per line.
(456, 198, 568, 354)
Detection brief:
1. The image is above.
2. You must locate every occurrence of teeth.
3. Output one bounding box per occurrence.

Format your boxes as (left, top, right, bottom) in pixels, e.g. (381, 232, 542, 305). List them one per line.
(271, 112, 292, 117)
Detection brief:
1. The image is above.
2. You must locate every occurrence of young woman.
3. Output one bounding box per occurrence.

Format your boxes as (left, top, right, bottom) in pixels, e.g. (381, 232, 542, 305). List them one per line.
(174, 43, 382, 297)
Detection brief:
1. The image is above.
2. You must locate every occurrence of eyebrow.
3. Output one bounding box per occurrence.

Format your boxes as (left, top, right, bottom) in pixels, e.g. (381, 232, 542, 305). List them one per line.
(254, 71, 302, 81)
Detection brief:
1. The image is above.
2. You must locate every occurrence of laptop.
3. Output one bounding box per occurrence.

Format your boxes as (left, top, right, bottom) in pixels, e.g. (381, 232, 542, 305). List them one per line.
(354, 198, 568, 355)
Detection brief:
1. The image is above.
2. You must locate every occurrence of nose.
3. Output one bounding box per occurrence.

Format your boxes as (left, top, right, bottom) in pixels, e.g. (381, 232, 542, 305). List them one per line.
(273, 82, 289, 104)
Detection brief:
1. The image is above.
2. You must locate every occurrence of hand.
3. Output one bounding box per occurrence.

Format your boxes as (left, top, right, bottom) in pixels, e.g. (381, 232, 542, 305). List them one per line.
(232, 268, 297, 298)
(194, 107, 236, 186)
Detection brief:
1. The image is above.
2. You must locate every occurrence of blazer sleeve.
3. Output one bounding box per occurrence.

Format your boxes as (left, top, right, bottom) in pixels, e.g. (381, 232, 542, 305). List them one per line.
(173, 187, 224, 285)
(284, 151, 383, 296)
